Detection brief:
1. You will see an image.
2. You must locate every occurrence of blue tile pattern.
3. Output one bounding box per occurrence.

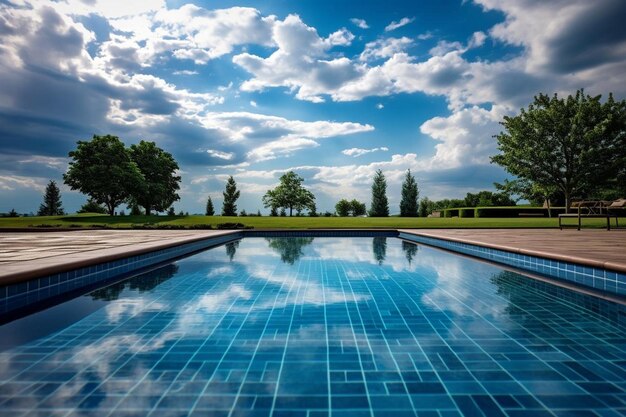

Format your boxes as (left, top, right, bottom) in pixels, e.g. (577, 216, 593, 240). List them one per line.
(400, 232, 626, 297)
(0, 232, 242, 315)
(1, 237, 625, 416)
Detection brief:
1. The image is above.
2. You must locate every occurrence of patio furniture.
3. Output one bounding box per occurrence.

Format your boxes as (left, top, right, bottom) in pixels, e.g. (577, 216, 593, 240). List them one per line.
(558, 200, 621, 230)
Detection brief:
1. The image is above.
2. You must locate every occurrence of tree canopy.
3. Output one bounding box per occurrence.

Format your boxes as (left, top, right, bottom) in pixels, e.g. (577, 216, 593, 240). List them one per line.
(64, 135, 143, 215)
(38, 180, 64, 216)
(222, 176, 240, 216)
(464, 190, 515, 207)
(400, 169, 419, 217)
(369, 169, 389, 217)
(129, 140, 181, 215)
(491, 90, 626, 210)
(262, 171, 316, 216)
(336, 199, 367, 216)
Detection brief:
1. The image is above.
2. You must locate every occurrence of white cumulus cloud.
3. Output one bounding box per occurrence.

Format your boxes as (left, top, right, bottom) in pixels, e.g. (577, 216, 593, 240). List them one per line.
(342, 147, 389, 157)
(384, 17, 414, 32)
(350, 18, 369, 29)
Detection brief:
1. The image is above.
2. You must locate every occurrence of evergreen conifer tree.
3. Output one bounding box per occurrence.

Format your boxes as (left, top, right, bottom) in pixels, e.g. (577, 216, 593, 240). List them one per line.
(205, 196, 215, 216)
(369, 169, 389, 217)
(38, 180, 65, 216)
(221, 176, 240, 216)
(399, 169, 419, 216)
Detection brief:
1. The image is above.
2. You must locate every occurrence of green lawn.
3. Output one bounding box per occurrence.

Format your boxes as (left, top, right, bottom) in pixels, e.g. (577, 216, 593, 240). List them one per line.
(0, 213, 622, 229)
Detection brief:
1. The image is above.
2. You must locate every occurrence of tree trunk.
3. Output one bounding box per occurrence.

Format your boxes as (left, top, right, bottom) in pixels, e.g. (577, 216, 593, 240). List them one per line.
(145, 206, 151, 216)
(289, 206, 293, 216)
(564, 191, 571, 214)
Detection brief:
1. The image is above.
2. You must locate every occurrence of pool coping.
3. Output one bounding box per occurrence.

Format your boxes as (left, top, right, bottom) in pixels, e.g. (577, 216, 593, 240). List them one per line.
(398, 229, 626, 274)
(0, 230, 241, 286)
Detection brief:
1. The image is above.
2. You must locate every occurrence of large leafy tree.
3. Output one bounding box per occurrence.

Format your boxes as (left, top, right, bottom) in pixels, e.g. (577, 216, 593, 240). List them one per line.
(491, 90, 626, 210)
(64, 135, 143, 215)
(369, 169, 389, 217)
(336, 199, 367, 216)
(262, 171, 316, 216)
(222, 176, 240, 216)
(129, 141, 181, 215)
(38, 180, 64, 216)
(350, 199, 367, 216)
(399, 169, 419, 216)
(335, 199, 351, 216)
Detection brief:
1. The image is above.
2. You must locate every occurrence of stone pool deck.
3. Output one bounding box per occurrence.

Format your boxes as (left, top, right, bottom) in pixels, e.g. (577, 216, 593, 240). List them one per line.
(0, 230, 239, 285)
(1, 228, 625, 284)
(400, 228, 626, 273)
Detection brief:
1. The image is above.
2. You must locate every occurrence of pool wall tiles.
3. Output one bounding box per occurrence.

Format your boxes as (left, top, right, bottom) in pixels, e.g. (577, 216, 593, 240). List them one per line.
(0, 232, 242, 313)
(399, 232, 626, 297)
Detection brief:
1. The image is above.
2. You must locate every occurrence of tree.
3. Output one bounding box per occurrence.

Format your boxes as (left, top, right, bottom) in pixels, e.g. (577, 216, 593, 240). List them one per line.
(335, 199, 351, 216)
(399, 169, 419, 216)
(167, 206, 176, 216)
(38, 180, 65, 216)
(262, 171, 316, 216)
(270, 206, 278, 217)
(64, 134, 143, 215)
(369, 169, 389, 217)
(78, 198, 107, 214)
(418, 197, 434, 217)
(129, 140, 181, 215)
(491, 90, 626, 211)
(205, 196, 215, 216)
(464, 190, 515, 207)
(129, 204, 143, 215)
(222, 176, 240, 216)
(350, 199, 367, 216)
(336, 199, 366, 216)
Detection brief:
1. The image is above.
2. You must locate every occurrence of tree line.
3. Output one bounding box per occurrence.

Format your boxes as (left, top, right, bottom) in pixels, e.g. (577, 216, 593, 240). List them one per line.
(25, 89, 626, 218)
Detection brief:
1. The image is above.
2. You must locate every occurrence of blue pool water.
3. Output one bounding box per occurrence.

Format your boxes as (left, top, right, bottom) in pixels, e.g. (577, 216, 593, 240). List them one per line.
(0, 237, 625, 417)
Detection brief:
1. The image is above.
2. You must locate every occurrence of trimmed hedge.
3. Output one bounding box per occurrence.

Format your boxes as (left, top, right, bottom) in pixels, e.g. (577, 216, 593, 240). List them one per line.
(441, 206, 567, 218)
(444, 209, 458, 218)
(459, 208, 475, 218)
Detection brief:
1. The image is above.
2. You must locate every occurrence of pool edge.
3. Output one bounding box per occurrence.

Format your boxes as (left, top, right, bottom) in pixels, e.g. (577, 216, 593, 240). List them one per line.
(399, 230, 626, 298)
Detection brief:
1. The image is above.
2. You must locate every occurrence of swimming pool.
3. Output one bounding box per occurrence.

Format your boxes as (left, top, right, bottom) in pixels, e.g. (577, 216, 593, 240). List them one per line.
(1, 236, 625, 416)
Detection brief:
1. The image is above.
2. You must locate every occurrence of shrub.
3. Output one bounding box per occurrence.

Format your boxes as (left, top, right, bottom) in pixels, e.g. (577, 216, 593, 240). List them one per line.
(473, 207, 567, 218)
(216, 222, 252, 229)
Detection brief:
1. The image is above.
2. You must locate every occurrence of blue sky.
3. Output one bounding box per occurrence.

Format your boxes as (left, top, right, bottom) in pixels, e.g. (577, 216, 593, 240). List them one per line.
(1, 0, 625, 214)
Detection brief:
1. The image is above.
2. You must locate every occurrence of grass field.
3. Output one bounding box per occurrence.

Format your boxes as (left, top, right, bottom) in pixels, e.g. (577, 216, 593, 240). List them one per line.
(0, 213, 623, 229)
